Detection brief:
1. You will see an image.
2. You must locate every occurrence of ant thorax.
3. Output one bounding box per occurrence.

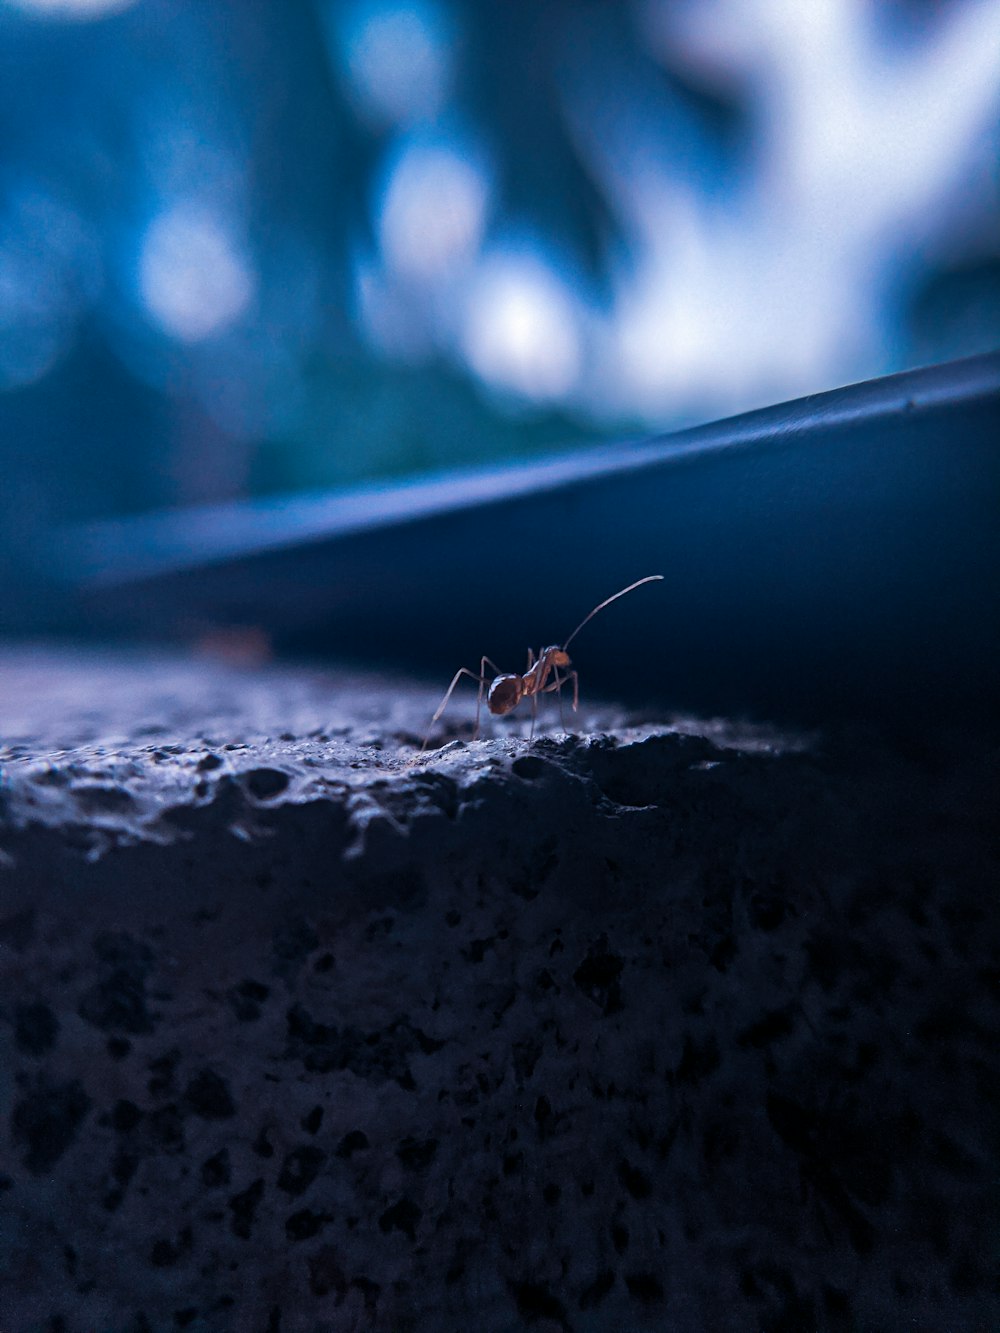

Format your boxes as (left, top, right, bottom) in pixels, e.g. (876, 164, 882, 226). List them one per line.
(487, 674, 523, 716)
(522, 646, 570, 689)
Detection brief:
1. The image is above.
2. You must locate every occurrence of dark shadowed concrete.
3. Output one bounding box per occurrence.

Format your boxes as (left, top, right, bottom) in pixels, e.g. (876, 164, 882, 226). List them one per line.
(1, 646, 997, 1332)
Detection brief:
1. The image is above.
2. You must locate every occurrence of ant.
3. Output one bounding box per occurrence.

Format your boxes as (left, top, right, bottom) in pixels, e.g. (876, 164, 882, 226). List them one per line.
(421, 575, 663, 751)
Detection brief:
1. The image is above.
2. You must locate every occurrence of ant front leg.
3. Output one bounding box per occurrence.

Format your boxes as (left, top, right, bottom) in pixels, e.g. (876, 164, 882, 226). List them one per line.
(542, 668, 579, 733)
(551, 667, 567, 732)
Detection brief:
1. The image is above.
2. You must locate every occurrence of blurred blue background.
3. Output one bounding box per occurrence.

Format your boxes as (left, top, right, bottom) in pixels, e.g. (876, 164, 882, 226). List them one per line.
(1, 0, 998, 560)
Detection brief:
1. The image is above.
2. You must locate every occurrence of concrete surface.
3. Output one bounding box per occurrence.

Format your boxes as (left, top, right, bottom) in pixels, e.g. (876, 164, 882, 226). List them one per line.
(0, 646, 997, 1332)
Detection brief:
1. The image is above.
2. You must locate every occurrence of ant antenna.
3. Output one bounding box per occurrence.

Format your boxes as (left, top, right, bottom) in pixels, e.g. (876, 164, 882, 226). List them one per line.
(562, 574, 664, 650)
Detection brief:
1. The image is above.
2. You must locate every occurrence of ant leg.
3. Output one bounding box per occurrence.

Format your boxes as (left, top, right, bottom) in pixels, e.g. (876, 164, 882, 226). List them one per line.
(540, 669, 569, 733)
(476, 656, 505, 740)
(540, 669, 578, 731)
(422, 667, 488, 751)
(524, 649, 539, 734)
(555, 668, 566, 732)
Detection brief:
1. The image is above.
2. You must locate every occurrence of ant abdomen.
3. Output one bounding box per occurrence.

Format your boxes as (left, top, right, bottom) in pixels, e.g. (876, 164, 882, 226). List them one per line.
(487, 674, 523, 715)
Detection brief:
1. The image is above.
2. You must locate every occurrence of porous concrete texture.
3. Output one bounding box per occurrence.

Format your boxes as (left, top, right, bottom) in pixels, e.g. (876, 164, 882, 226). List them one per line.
(1, 647, 997, 1332)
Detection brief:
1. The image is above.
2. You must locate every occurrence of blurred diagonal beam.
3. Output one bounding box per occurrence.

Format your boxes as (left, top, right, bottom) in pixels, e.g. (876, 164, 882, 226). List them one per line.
(51, 353, 1000, 733)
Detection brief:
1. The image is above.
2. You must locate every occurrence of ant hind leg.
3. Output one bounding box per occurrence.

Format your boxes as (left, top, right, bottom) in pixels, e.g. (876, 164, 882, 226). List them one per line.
(476, 656, 504, 741)
(422, 666, 489, 751)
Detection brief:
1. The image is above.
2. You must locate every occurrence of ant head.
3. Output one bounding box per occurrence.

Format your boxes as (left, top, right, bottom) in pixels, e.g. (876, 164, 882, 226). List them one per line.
(487, 674, 523, 716)
(546, 647, 571, 666)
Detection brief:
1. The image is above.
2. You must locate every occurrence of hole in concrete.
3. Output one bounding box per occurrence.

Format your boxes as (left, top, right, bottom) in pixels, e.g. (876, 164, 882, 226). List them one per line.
(587, 739, 671, 807)
(72, 783, 135, 813)
(242, 768, 290, 801)
(626, 1272, 664, 1303)
(589, 733, 719, 807)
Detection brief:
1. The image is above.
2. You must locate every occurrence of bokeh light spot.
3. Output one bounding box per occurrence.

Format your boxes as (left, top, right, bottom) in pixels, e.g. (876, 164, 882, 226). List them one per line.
(335, 0, 453, 127)
(139, 204, 254, 343)
(4, 0, 140, 19)
(463, 255, 582, 402)
(378, 137, 489, 282)
(0, 189, 97, 391)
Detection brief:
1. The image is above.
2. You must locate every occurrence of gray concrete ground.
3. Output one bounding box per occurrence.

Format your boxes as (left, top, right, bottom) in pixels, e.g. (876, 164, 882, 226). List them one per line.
(1, 646, 997, 1332)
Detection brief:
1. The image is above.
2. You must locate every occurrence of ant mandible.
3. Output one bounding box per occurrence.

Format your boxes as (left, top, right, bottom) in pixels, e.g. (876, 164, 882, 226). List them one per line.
(421, 575, 663, 750)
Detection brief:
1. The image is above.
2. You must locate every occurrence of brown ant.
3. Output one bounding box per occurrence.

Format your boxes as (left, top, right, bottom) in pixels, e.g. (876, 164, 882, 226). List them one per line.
(421, 575, 663, 750)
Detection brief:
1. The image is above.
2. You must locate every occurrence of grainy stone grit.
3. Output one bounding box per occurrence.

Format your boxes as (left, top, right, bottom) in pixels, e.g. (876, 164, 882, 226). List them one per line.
(0, 646, 997, 1332)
